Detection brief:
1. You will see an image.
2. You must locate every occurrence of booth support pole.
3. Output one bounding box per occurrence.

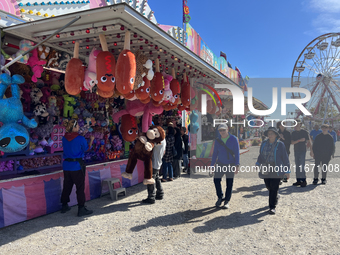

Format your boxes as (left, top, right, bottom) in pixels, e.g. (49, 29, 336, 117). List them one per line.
(1, 16, 81, 71)
(0, 28, 2, 71)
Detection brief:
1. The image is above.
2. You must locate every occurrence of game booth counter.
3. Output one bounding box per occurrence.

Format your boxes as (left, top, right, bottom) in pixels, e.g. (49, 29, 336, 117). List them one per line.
(0, 3, 241, 228)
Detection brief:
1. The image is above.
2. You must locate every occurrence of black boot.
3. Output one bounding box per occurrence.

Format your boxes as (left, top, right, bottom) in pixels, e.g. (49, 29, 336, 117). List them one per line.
(78, 206, 93, 217)
(61, 203, 71, 213)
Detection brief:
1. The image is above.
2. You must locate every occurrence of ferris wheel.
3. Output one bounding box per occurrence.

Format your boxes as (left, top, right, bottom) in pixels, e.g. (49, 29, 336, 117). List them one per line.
(291, 33, 340, 123)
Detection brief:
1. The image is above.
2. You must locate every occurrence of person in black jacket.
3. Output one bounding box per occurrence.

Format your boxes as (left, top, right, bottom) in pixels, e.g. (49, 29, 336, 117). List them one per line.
(311, 124, 335, 185)
(181, 127, 189, 173)
(173, 127, 183, 178)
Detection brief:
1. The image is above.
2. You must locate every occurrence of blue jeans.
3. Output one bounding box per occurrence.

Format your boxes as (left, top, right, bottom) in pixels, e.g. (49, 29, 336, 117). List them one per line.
(214, 177, 234, 203)
(183, 154, 188, 169)
(294, 150, 306, 182)
(162, 162, 173, 179)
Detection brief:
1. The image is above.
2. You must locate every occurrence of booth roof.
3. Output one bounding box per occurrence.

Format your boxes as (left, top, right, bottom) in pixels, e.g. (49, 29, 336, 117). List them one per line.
(2, 3, 239, 87)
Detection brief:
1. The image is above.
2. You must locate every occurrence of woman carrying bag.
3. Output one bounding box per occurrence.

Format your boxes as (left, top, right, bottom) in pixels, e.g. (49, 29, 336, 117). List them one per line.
(256, 127, 290, 215)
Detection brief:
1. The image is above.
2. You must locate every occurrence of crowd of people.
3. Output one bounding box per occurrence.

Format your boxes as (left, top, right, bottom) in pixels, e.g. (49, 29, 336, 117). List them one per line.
(59, 117, 337, 217)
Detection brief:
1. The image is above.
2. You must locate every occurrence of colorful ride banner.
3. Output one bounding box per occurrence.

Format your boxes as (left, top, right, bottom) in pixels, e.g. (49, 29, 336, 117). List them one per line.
(185, 23, 243, 87)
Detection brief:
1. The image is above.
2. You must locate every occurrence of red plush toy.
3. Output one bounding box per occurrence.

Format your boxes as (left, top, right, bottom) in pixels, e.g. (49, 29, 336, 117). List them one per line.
(116, 31, 136, 95)
(65, 42, 84, 95)
(120, 114, 139, 142)
(135, 76, 151, 101)
(20, 83, 32, 112)
(164, 68, 181, 110)
(150, 58, 164, 104)
(121, 126, 165, 185)
(41, 87, 51, 105)
(96, 34, 116, 98)
(181, 72, 190, 107)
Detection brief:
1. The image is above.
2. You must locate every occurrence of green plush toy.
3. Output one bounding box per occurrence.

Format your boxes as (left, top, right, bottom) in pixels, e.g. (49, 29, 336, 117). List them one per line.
(63, 95, 76, 118)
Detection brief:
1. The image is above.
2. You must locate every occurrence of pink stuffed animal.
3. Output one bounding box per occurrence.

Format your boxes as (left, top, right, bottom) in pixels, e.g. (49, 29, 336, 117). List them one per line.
(27, 48, 46, 82)
(112, 100, 163, 132)
(160, 72, 173, 105)
(41, 87, 52, 104)
(83, 48, 101, 92)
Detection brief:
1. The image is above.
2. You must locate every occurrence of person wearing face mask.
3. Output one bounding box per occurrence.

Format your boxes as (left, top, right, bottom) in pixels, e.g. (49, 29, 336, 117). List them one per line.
(60, 119, 94, 217)
(256, 127, 290, 215)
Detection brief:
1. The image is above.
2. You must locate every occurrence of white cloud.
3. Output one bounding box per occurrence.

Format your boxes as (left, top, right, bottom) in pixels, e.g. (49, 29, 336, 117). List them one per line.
(309, 0, 340, 13)
(312, 14, 340, 33)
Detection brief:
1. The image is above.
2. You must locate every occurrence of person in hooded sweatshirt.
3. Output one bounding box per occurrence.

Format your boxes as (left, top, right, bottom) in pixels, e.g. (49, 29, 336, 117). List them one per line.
(60, 119, 94, 217)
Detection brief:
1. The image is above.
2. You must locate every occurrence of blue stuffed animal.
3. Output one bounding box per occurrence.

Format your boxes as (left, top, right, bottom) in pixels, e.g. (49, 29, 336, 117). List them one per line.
(0, 73, 38, 153)
(188, 110, 199, 134)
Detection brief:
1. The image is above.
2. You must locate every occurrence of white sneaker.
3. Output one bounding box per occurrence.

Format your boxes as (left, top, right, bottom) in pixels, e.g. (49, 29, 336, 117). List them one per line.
(222, 202, 229, 209)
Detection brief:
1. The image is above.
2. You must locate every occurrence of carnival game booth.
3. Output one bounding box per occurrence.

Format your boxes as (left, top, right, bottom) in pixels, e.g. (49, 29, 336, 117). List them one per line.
(0, 3, 239, 228)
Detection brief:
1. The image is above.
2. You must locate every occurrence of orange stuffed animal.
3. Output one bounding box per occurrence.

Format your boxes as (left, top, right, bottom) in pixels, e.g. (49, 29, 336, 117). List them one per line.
(150, 58, 164, 104)
(65, 42, 84, 95)
(120, 114, 139, 142)
(116, 31, 136, 95)
(96, 34, 116, 98)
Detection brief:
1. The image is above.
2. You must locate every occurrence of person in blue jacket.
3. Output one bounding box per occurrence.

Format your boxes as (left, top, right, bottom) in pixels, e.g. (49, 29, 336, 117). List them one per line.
(60, 119, 94, 217)
(256, 127, 290, 215)
(210, 124, 240, 209)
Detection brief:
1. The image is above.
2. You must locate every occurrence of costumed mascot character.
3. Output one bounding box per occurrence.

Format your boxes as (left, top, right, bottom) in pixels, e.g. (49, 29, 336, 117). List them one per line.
(0, 73, 38, 153)
(121, 126, 165, 185)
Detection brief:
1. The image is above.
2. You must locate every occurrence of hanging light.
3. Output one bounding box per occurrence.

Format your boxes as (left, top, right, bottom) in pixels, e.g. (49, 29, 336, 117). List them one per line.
(56, 34, 60, 38)
(72, 40, 75, 44)
(130, 40, 133, 44)
(86, 38, 90, 42)
(155, 45, 158, 50)
(133, 33, 138, 38)
(86, 28, 90, 34)
(149, 51, 152, 55)
(117, 33, 121, 38)
(102, 26, 107, 31)
(145, 39, 149, 44)
(140, 46, 143, 50)
(70, 31, 74, 36)
(158, 55, 160, 59)
(59, 42, 63, 46)
(86, 45, 90, 49)
(120, 25, 125, 30)
(114, 42, 117, 46)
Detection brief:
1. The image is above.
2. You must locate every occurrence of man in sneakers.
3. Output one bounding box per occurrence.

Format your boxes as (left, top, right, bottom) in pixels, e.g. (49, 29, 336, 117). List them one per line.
(210, 124, 240, 209)
(311, 124, 334, 185)
(142, 135, 166, 204)
(291, 120, 310, 187)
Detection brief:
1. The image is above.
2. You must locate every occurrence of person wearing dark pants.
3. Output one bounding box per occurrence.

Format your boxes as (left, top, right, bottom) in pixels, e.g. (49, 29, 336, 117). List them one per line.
(181, 127, 189, 173)
(311, 124, 334, 185)
(61, 119, 94, 217)
(210, 124, 240, 209)
(291, 121, 310, 187)
(277, 121, 291, 183)
(173, 127, 183, 178)
(256, 127, 290, 215)
(143, 138, 166, 204)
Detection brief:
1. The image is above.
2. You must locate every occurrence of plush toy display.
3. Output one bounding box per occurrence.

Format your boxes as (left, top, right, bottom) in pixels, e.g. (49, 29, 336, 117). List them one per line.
(150, 58, 164, 104)
(121, 126, 165, 185)
(65, 41, 84, 95)
(38, 45, 50, 61)
(63, 95, 76, 118)
(0, 73, 38, 153)
(112, 100, 163, 133)
(181, 72, 190, 107)
(190, 87, 198, 110)
(119, 114, 139, 142)
(8, 62, 32, 84)
(40, 87, 52, 105)
(158, 72, 173, 106)
(58, 51, 71, 70)
(167, 68, 181, 110)
(134, 50, 154, 90)
(27, 48, 46, 83)
(20, 83, 32, 112)
(12, 40, 34, 64)
(46, 49, 61, 68)
(188, 110, 199, 134)
(116, 31, 136, 95)
(83, 47, 100, 92)
(30, 88, 43, 107)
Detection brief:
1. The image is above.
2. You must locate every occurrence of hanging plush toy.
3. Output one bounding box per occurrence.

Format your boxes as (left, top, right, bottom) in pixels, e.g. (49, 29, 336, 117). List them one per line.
(63, 95, 76, 118)
(0, 74, 38, 153)
(181, 72, 190, 107)
(119, 114, 139, 142)
(38, 45, 50, 61)
(27, 48, 46, 83)
(20, 83, 32, 112)
(134, 50, 154, 90)
(188, 110, 199, 134)
(30, 88, 43, 109)
(190, 87, 198, 110)
(150, 58, 164, 104)
(112, 100, 163, 133)
(46, 49, 61, 68)
(83, 47, 100, 92)
(65, 41, 84, 95)
(164, 68, 181, 110)
(12, 40, 34, 64)
(96, 35, 116, 97)
(116, 31, 136, 95)
(121, 126, 165, 185)
(135, 76, 151, 101)
(58, 51, 71, 70)
(40, 86, 52, 105)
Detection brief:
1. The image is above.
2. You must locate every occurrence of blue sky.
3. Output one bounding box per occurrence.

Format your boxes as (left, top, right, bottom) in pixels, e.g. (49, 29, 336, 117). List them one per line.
(148, 0, 340, 119)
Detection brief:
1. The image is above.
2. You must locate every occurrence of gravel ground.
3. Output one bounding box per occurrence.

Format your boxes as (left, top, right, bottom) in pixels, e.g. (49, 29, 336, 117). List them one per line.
(1, 143, 340, 254)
